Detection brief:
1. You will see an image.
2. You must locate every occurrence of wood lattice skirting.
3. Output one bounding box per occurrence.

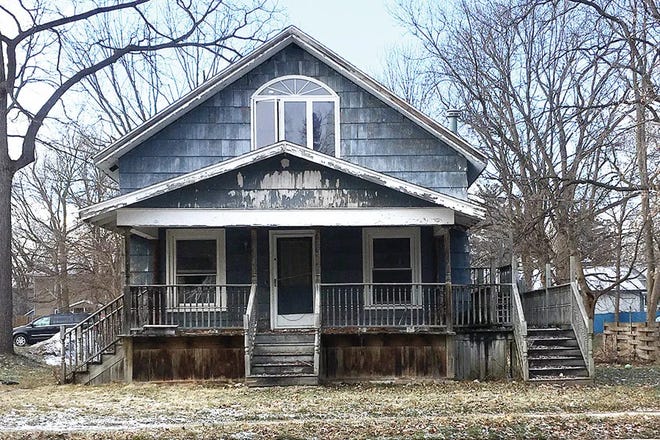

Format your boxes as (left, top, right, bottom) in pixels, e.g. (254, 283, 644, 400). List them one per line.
(602, 322, 659, 363)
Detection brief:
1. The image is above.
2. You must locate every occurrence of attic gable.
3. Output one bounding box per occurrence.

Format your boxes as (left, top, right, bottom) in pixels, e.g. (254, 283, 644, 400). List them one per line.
(95, 26, 486, 187)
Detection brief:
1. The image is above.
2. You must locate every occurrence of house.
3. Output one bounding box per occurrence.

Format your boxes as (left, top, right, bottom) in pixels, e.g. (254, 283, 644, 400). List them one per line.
(71, 26, 592, 385)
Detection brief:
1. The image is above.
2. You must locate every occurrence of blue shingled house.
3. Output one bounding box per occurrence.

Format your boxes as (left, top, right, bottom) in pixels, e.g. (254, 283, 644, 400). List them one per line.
(68, 27, 590, 386)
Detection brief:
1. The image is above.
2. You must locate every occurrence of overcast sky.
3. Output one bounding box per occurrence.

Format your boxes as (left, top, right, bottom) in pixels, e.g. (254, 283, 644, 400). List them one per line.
(278, 0, 406, 75)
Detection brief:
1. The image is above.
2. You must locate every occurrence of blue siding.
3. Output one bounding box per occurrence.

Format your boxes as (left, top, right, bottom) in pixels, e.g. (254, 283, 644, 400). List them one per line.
(129, 235, 156, 285)
(118, 44, 468, 199)
(450, 229, 471, 285)
(133, 155, 436, 210)
(594, 312, 660, 333)
(320, 227, 362, 283)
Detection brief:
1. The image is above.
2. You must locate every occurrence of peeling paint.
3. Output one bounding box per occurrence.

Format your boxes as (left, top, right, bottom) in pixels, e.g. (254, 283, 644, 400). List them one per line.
(81, 142, 485, 224)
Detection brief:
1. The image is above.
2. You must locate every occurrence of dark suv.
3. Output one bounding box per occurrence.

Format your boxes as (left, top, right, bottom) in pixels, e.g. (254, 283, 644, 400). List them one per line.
(13, 313, 90, 346)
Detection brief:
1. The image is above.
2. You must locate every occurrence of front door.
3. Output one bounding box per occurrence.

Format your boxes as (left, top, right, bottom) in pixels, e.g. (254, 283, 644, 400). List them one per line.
(270, 230, 315, 329)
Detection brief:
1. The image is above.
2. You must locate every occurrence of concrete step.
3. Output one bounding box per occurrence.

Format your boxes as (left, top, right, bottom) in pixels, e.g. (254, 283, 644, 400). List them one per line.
(246, 374, 319, 387)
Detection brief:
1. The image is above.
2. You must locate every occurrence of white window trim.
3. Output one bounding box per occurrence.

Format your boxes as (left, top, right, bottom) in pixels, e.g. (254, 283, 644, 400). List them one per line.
(166, 229, 226, 310)
(362, 227, 422, 308)
(251, 75, 341, 157)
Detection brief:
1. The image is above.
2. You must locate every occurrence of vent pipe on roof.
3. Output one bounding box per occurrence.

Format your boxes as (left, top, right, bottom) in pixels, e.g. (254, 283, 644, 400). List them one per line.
(447, 109, 461, 134)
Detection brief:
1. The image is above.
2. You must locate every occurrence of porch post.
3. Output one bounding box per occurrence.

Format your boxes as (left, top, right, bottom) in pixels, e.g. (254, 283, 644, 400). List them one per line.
(444, 230, 453, 332)
(250, 228, 258, 285)
(122, 228, 133, 332)
(444, 228, 455, 379)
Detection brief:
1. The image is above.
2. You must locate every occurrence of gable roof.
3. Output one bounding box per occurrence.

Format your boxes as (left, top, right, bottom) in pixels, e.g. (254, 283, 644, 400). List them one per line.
(94, 26, 487, 181)
(81, 141, 485, 225)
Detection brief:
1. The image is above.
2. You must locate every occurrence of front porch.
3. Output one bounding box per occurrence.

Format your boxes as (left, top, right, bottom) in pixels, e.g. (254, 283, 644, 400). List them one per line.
(125, 281, 512, 333)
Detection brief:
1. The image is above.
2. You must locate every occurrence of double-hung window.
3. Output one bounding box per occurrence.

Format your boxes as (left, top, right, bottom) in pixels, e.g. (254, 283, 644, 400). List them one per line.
(252, 76, 340, 156)
(166, 229, 226, 308)
(363, 227, 421, 306)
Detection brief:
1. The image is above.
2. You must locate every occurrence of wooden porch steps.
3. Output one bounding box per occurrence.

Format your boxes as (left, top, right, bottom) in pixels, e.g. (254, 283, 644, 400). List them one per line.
(247, 332, 318, 387)
(526, 328, 591, 383)
(72, 343, 125, 385)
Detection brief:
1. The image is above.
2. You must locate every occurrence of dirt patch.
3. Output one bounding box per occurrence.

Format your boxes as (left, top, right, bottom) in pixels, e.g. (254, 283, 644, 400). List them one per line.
(0, 353, 56, 388)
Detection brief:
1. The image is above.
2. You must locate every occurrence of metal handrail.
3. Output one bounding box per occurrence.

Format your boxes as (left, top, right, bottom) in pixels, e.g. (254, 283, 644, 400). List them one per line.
(61, 295, 124, 383)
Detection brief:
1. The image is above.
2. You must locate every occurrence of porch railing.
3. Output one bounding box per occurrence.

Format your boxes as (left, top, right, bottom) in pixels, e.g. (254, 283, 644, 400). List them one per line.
(61, 295, 123, 383)
(319, 283, 512, 329)
(521, 283, 572, 327)
(243, 284, 258, 377)
(313, 283, 321, 376)
(453, 283, 512, 327)
(510, 282, 529, 381)
(570, 281, 594, 376)
(127, 284, 252, 330)
(320, 283, 448, 328)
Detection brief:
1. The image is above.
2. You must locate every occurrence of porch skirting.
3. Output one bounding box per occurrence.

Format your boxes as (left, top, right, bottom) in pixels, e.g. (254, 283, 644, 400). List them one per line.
(120, 332, 459, 383)
(321, 333, 449, 381)
(123, 334, 245, 382)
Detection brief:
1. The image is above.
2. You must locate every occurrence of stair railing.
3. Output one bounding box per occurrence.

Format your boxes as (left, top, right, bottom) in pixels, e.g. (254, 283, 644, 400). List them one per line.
(510, 281, 529, 381)
(61, 295, 124, 383)
(570, 281, 594, 377)
(313, 283, 321, 377)
(243, 284, 258, 377)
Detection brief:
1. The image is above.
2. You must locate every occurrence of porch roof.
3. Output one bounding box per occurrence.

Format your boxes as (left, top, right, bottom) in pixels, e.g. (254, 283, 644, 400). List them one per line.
(80, 141, 485, 230)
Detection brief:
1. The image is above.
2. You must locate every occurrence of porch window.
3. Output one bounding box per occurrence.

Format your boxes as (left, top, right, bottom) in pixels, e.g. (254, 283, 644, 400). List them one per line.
(252, 76, 339, 156)
(166, 229, 226, 307)
(363, 228, 421, 306)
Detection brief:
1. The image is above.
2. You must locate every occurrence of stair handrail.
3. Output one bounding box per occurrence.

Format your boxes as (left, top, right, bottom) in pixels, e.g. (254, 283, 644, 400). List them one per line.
(243, 284, 258, 377)
(511, 281, 529, 381)
(61, 295, 124, 383)
(570, 281, 594, 377)
(313, 283, 321, 377)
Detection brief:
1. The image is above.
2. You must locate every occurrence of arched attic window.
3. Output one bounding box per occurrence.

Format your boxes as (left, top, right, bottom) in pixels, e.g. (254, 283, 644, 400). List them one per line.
(252, 76, 339, 156)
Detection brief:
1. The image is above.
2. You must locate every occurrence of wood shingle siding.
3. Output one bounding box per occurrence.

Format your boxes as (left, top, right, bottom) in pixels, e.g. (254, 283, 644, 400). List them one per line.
(118, 44, 469, 199)
(132, 155, 438, 210)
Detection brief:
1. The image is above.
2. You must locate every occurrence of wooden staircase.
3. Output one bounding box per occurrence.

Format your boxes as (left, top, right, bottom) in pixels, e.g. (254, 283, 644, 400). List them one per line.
(246, 332, 319, 386)
(527, 327, 591, 384)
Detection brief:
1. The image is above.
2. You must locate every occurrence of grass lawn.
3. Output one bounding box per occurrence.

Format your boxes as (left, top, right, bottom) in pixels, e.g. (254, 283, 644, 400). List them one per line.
(1, 354, 659, 439)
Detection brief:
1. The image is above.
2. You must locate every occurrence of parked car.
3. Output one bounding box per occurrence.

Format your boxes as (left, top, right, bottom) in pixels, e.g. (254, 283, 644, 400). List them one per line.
(12, 313, 90, 347)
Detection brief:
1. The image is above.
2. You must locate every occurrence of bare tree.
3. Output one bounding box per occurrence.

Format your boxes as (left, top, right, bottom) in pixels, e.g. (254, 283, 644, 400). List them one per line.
(0, 0, 279, 353)
(394, 0, 645, 315)
(565, 0, 660, 325)
(12, 126, 123, 318)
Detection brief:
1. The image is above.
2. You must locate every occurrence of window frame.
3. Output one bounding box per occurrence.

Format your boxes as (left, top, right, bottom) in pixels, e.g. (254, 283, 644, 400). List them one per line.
(362, 227, 422, 308)
(251, 75, 341, 156)
(166, 229, 226, 309)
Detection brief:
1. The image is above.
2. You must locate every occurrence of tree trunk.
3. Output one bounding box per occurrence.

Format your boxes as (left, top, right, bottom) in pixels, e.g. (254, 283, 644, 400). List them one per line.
(0, 165, 14, 354)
